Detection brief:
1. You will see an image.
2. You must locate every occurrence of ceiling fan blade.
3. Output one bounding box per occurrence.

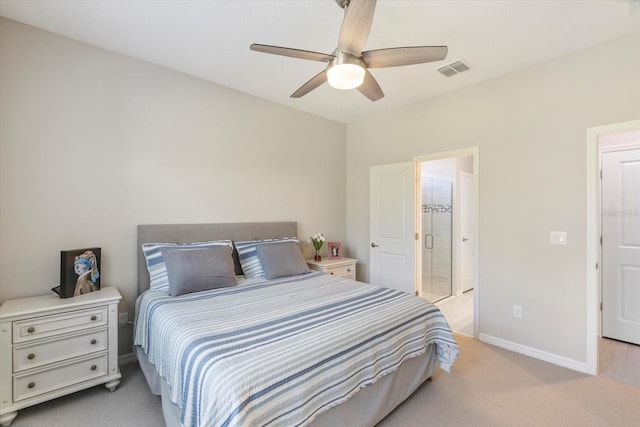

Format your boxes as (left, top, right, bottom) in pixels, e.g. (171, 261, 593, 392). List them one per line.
(362, 46, 448, 68)
(250, 44, 334, 62)
(290, 70, 328, 98)
(357, 70, 384, 102)
(337, 0, 377, 55)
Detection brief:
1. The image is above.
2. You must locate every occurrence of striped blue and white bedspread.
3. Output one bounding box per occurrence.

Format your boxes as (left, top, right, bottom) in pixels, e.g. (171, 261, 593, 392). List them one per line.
(134, 272, 459, 427)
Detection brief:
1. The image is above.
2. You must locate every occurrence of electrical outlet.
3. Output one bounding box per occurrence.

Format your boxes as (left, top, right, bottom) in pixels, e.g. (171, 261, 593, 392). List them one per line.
(118, 312, 129, 326)
(513, 305, 522, 319)
(550, 231, 567, 245)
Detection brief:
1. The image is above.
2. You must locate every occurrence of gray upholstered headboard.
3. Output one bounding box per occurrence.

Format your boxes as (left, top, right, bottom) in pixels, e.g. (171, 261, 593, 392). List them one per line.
(137, 222, 297, 294)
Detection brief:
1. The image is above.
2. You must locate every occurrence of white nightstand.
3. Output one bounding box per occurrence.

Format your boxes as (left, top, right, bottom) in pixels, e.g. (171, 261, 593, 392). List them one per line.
(307, 257, 358, 280)
(0, 287, 122, 427)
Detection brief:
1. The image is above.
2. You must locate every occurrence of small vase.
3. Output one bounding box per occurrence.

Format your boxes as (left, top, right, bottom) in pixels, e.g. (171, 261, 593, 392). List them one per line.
(314, 252, 322, 262)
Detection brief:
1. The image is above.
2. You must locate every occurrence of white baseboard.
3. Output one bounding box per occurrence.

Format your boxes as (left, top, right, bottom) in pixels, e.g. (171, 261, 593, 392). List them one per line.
(118, 352, 137, 366)
(479, 333, 590, 374)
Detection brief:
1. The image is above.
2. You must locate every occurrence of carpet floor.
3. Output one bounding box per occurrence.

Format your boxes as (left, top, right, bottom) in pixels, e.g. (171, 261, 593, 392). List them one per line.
(9, 334, 640, 427)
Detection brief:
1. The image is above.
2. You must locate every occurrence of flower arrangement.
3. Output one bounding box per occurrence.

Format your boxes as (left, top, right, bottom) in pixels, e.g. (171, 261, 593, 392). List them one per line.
(310, 232, 325, 261)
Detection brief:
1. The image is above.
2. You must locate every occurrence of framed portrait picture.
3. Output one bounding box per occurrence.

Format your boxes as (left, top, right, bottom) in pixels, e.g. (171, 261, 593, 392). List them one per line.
(328, 242, 342, 260)
(59, 248, 101, 298)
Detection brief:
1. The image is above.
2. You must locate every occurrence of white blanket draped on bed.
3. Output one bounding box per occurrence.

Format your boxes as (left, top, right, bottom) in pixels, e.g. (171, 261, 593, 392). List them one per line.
(134, 272, 459, 427)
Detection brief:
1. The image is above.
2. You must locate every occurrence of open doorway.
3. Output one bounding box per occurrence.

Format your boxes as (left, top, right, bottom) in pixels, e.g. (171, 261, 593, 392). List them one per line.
(587, 119, 640, 384)
(415, 149, 477, 337)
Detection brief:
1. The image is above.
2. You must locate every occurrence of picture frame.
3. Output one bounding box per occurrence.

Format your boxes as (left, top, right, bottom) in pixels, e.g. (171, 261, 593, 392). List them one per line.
(58, 247, 101, 298)
(327, 242, 342, 259)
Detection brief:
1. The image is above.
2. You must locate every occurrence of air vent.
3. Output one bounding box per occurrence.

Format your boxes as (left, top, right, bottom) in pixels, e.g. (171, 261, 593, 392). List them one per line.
(437, 59, 472, 77)
(449, 61, 470, 73)
(437, 66, 458, 77)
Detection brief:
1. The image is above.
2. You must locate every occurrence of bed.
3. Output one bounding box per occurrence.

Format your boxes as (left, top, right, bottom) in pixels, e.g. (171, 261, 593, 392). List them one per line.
(133, 222, 459, 427)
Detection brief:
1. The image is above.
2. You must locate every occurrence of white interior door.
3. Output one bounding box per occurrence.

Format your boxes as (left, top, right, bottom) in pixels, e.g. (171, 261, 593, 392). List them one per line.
(602, 148, 640, 345)
(460, 172, 474, 293)
(370, 162, 416, 295)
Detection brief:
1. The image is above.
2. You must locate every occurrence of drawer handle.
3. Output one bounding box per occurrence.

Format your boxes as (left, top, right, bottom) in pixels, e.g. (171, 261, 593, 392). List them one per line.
(91, 315, 97, 321)
(347, 269, 351, 272)
(27, 327, 35, 333)
(91, 365, 97, 371)
(330, 272, 334, 275)
(28, 382, 35, 389)
(91, 339, 97, 345)
(27, 353, 35, 360)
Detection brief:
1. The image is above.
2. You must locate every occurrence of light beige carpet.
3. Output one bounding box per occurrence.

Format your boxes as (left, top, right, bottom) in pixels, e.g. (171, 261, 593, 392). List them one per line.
(10, 335, 640, 427)
(378, 335, 640, 426)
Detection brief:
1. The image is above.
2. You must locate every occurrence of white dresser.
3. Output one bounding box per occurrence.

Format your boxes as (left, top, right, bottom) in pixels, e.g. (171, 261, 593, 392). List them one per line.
(306, 257, 358, 280)
(0, 287, 121, 427)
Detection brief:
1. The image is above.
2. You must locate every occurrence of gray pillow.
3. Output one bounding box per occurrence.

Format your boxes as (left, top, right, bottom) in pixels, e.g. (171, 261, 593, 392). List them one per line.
(256, 241, 310, 279)
(161, 246, 237, 296)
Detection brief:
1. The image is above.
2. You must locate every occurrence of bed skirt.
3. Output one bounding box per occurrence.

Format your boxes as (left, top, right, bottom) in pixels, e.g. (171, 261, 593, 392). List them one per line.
(135, 345, 436, 427)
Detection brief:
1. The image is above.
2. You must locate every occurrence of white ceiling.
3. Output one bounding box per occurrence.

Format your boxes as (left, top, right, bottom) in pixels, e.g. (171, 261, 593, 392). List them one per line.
(1, 0, 639, 124)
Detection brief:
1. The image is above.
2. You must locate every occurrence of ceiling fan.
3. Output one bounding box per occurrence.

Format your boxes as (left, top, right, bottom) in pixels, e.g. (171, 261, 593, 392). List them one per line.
(250, 0, 448, 102)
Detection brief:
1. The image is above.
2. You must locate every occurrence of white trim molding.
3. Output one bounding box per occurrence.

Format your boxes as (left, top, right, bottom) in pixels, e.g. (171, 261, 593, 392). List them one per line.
(586, 119, 640, 376)
(479, 334, 589, 374)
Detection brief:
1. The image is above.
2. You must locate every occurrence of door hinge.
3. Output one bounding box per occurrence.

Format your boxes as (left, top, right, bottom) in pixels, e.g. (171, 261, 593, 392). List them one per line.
(595, 262, 598, 270)
(600, 302, 603, 312)
(600, 236, 602, 245)
(600, 169, 602, 179)
(415, 232, 419, 241)
(415, 291, 419, 296)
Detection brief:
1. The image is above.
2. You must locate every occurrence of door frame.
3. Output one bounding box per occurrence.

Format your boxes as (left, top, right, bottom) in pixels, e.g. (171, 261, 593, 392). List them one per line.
(459, 171, 474, 295)
(586, 119, 640, 375)
(414, 146, 479, 338)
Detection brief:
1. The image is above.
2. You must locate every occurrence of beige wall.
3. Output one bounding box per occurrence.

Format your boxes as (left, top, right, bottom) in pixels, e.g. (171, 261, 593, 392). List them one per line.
(0, 18, 346, 352)
(346, 33, 640, 364)
(2, 15, 639, 368)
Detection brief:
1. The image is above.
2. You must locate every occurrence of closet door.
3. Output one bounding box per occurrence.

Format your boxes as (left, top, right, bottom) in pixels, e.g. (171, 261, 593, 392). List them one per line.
(602, 148, 640, 345)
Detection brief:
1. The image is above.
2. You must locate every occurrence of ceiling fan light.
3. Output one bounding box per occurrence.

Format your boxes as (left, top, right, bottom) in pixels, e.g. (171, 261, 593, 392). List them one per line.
(327, 63, 365, 90)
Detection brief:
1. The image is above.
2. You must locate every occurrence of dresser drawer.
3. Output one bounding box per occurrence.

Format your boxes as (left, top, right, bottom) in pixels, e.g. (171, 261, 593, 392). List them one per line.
(1, 287, 122, 420)
(307, 258, 358, 281)
(13, 328, 108, 372)
(326, 265, 356, 280)
(13, 307, 107, 343)
(13, 353, 108, 402)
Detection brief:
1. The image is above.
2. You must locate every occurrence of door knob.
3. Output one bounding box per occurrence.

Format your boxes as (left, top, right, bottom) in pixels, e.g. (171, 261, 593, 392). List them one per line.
(462, 237, 469, 242)
(371, 242, 379, 248)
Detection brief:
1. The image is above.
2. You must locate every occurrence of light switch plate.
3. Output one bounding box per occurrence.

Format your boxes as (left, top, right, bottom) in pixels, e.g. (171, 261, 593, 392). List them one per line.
(550, 231, 567, 245)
